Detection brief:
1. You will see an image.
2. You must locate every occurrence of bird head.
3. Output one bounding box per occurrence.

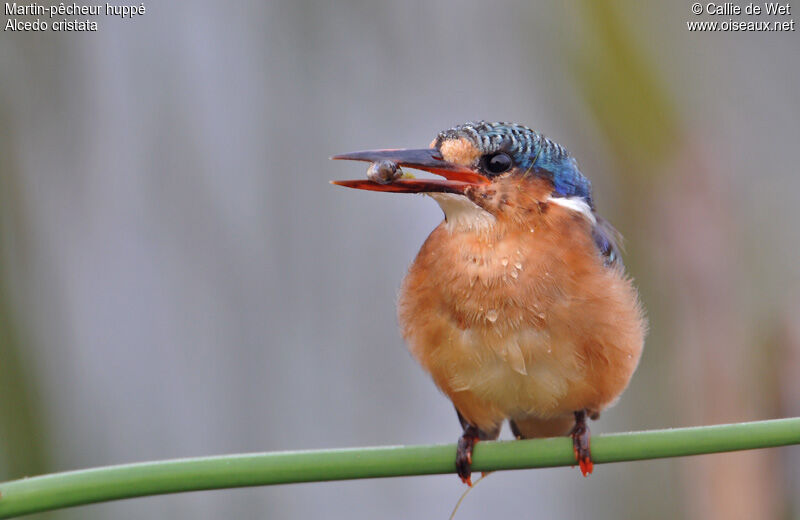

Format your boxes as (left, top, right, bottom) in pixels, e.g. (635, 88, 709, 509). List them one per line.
(332, 121, 594, 229)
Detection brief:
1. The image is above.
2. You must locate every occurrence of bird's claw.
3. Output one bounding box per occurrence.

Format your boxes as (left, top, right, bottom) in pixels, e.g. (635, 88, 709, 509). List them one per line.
(573, 445, 593, 476)
(456, 432, 478, 486)
(570, 411, 594, 477)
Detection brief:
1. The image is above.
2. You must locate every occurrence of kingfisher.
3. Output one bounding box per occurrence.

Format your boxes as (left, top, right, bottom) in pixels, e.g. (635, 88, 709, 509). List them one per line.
(332, 121, 646, 484)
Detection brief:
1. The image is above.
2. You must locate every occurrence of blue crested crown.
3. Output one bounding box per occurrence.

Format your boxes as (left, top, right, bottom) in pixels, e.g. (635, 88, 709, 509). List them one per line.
(435, 121, 594, 207)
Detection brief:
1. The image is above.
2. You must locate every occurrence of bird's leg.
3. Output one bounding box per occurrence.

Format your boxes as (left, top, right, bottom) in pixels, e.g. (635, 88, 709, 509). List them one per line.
(455, 410, 499, 486)
(570, 409, 594, 476)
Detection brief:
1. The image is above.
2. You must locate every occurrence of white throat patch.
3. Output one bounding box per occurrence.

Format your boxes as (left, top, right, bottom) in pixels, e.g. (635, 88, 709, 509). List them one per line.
(546, 196, 596, 225)
(428, 193, 496, 232)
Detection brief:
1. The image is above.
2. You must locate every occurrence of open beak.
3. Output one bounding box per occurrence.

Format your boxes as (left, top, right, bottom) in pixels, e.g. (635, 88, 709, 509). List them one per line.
(330, 148, 489, 194)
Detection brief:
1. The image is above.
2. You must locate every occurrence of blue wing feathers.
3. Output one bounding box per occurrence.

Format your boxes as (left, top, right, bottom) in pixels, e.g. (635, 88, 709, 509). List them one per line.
(592, 216, 624, 266)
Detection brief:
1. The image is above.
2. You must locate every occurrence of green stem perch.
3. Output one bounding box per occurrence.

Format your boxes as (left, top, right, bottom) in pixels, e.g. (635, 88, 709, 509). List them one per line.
(1, 418, 798, 518)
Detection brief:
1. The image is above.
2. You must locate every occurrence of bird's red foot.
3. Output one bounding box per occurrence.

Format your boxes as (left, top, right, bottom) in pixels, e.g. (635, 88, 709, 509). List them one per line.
(456, 427, 479, 486)
(571, 410, 593, 477)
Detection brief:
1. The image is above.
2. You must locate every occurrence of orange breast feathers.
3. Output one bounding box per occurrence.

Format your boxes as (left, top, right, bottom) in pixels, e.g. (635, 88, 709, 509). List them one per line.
(397, 178, 646, 435)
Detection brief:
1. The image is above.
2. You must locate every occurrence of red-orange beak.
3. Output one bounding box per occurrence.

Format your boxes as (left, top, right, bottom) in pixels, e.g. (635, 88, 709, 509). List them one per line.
(330, 148, 490, 194)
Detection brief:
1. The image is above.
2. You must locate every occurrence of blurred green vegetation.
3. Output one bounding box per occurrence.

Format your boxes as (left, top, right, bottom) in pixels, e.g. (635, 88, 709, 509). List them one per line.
(573, 1, 681, 175)
(0, 117, 53, 483)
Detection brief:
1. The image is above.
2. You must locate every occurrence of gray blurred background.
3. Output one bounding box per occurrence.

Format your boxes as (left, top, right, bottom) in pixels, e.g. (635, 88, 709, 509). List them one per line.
(1, 1, 798, 519)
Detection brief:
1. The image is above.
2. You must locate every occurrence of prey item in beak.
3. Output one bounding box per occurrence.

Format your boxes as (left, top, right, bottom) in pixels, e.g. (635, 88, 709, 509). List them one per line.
(330, 148, 489, 194)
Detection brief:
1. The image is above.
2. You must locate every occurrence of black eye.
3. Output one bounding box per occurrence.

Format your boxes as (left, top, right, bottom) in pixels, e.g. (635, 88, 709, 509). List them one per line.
(484, 152, 513, 175)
